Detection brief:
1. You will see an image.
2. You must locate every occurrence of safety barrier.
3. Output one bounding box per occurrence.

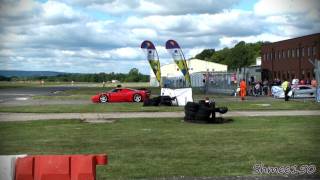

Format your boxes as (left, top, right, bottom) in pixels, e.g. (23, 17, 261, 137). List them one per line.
(0, 155, 27, 180)
(0, 154, 107, 180)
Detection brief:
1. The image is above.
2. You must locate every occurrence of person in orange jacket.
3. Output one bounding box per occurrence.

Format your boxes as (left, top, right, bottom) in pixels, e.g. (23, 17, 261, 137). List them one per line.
(240, 79, 247, 101)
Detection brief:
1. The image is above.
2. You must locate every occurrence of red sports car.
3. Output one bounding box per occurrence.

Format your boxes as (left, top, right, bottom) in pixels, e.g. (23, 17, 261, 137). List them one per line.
(91, 88, 150, 103)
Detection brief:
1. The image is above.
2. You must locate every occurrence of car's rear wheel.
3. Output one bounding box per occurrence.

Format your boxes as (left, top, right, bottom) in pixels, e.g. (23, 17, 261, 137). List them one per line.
(133, 94, 142, 102)
(100, 95, 108, 103)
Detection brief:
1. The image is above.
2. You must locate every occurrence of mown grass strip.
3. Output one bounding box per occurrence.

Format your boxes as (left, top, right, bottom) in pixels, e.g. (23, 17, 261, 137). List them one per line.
(0, 116, 319, 179)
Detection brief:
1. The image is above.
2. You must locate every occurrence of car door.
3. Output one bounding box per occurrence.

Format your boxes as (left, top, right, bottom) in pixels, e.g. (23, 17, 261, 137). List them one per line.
(119, 89, 132, 102)
(109, 89, 124, 102)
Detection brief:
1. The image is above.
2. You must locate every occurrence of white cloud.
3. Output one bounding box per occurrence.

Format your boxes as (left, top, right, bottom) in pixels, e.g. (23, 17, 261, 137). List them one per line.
(0, 0, 319, 74)
(110, 47, 142, 59)
(42, 1, 77, 19)
(86, 0, 239, 15)
(254, 0, 320, 16)
(219, 33, 290, 48)
(0, 0, 37, 17)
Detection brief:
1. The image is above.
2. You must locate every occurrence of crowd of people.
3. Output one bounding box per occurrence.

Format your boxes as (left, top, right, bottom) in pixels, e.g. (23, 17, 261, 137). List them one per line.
(236, 76, 318, 101)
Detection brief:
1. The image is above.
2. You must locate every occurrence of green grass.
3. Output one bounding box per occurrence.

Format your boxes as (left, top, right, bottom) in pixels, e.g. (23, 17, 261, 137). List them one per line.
(1, 100, 319, 113)
(0, 116, 319, 179)
(0, 103, 183, 113)
(217, 100, 320, 110)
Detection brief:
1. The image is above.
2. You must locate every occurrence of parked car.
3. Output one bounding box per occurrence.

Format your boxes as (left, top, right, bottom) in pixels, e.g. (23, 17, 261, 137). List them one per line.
(91, 88, 150, 103)
(292, 85, 316, 98)
(271, 85, 316, 99)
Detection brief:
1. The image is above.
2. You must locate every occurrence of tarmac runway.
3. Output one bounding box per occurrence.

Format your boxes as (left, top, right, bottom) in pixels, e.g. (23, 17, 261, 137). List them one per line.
(0, 86, 82, 106)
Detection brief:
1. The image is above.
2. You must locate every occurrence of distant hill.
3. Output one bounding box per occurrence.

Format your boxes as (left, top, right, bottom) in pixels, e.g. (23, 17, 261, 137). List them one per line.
(0, 70, 66, 77)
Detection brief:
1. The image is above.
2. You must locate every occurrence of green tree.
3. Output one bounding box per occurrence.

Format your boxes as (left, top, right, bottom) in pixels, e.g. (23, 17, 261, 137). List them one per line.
(210, 47, 231, 65)
(195, 49, 215, 60)
(227, 41, 255, 70)
(126, 68, 141, 82)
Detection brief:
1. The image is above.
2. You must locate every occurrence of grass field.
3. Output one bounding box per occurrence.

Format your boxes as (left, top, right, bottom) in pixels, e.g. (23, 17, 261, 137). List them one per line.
(0, 116, 319, 179)
(0, 103, 183, 113)
(1, 100, 319, 113)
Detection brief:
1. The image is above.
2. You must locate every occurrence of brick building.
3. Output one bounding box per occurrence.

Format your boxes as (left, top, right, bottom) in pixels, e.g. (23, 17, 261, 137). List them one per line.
(261, 33, 320, 82)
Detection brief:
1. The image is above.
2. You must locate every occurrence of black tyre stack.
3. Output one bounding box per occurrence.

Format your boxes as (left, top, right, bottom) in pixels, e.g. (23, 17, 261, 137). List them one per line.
(184, 102, 199, 121)
(184, 101, 228, 123)
(143, 96, 175, 106)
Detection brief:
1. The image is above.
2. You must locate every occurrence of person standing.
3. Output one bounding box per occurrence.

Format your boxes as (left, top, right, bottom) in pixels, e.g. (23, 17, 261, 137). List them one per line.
(240, 79, 247, 101)
(281, 79, 290, 101)
(311, 77, 317, 87)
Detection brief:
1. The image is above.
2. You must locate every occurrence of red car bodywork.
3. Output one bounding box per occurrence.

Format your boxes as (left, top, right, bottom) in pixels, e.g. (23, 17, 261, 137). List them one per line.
(91, 88, 150, 103)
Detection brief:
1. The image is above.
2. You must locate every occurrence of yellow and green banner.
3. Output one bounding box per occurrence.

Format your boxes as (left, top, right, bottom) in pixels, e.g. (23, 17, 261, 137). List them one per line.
(141, 40, 161, 86)
(165, 39, 191, 87)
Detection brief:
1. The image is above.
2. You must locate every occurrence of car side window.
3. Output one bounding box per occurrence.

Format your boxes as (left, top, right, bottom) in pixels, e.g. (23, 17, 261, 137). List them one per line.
(299, 86, 310, 90)
(111, 89, 120, 92)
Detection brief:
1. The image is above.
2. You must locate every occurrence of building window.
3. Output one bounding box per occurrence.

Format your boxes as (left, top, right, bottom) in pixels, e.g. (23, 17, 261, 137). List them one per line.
(292, 49, 295, 58)
(268, 53, 272, 60)
(302, 47, 304, 57)
(282, 50, 285, 59)
(297, 48, 299, 57)
(273, 52, 276, 60)
(313, 46, 316, 56)
(308, 47, 311, 56)
(278, 51, 281, 59)
(288, 49, 290, 58)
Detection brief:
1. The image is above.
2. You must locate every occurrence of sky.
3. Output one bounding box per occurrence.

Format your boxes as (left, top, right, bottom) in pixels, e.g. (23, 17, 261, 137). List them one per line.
(0, 0, 319, 74)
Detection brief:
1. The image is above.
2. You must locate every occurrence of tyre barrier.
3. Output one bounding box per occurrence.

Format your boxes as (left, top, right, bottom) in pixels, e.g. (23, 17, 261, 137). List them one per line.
(143, 96, 176, 106)
(0, 154, 107, 180)
(184, 101, 228, 123)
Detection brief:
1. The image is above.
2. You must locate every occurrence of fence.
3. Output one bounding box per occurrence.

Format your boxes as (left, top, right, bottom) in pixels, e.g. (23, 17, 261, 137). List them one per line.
(205, 72, 237, 94)
(158, 72, 237, 94)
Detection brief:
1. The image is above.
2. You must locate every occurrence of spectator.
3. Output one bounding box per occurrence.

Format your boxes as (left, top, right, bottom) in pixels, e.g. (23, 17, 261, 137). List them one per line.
(240, 79, 247, 101)
(311, 78, 317, 87)
(254, 81, 261, 96)
(262, 79, 269, 96)
(306, 78, 311, 85)
(292, 77, 299, 86)
(281, 79, 290, 101)
(291, 77, 299, 91)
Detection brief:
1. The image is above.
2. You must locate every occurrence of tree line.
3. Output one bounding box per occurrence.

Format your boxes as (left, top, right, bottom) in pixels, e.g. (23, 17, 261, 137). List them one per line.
(0, 68, 149, 82)
(194, 41, 266, 70)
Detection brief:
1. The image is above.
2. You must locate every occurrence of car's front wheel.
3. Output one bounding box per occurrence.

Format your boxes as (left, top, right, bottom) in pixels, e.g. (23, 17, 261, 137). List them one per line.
(100, 95, 108, 103)
(133, 94, 142, 102)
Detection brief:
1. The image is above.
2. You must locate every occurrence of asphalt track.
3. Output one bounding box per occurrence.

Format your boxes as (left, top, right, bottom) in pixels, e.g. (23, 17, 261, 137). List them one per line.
(1, 110, 320, 122)
(0, 86, 85, 106)
(0, 86, 77, 100)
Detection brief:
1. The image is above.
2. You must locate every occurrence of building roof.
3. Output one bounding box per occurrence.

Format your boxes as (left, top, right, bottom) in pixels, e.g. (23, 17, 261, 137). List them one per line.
(262, 33, 320, 47)
(160, 58, 227, 68)
(150, 58, 228, 78)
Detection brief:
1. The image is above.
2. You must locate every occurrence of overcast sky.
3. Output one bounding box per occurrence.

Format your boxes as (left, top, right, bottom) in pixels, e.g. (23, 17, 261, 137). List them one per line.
(0, 0, 319, 74)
